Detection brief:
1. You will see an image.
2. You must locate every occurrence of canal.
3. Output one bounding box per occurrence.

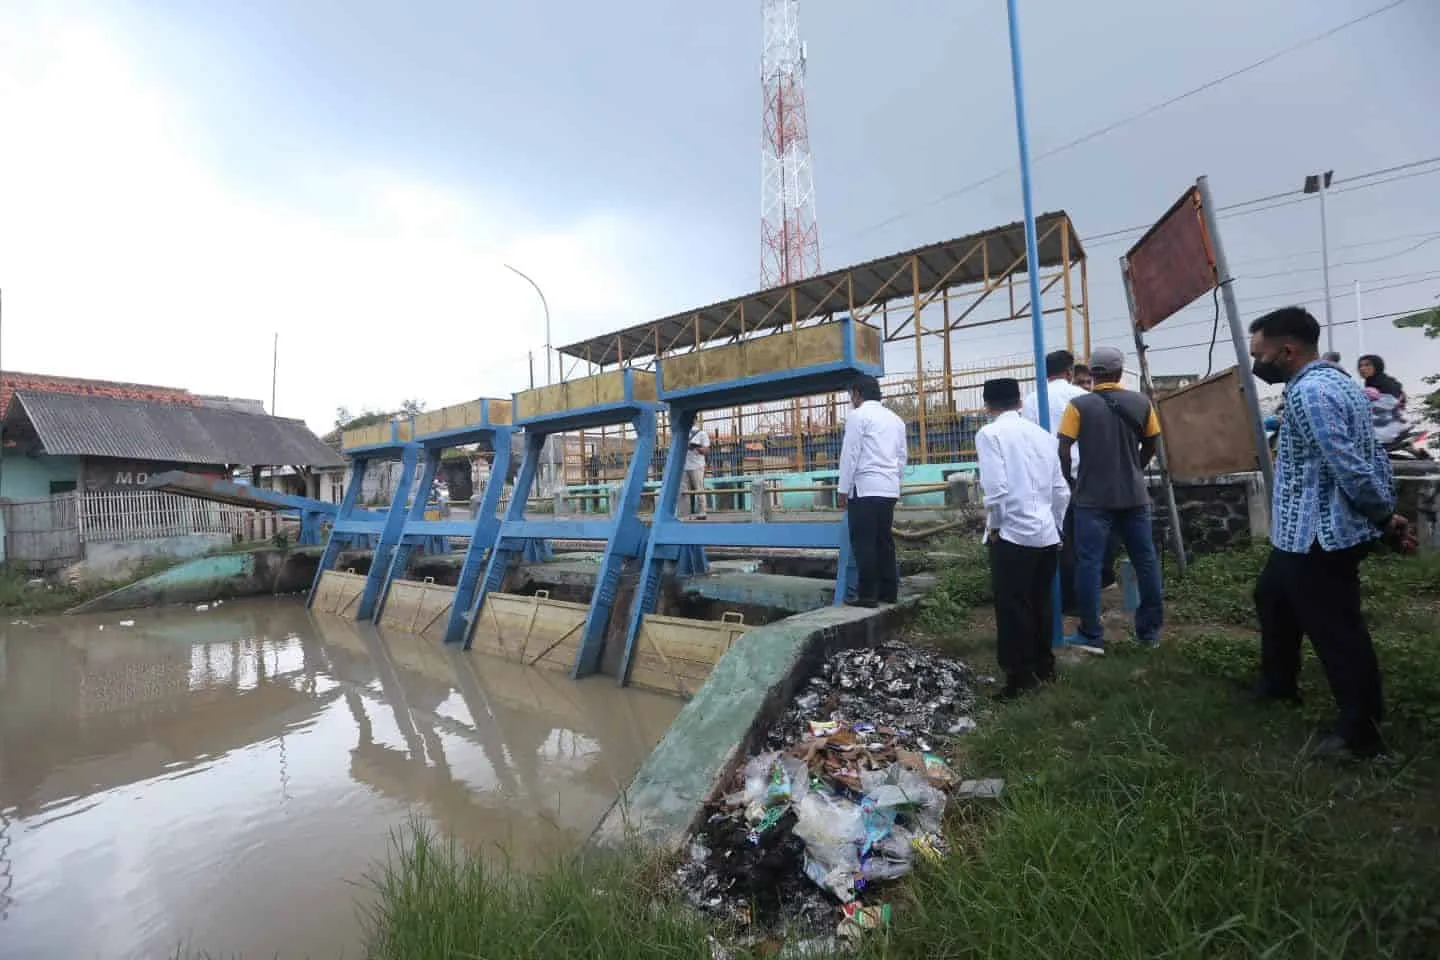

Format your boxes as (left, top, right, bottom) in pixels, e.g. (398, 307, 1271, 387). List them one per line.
(0, 597, 682, 959)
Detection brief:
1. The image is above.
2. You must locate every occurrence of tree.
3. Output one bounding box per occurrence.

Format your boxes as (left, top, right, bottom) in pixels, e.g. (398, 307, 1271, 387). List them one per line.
(333, 399, 428, 433)
(1393, 308, 1440, 424)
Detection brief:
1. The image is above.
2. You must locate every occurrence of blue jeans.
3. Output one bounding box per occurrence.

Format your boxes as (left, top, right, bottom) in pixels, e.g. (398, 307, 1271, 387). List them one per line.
(1074, 505, 1163, 645)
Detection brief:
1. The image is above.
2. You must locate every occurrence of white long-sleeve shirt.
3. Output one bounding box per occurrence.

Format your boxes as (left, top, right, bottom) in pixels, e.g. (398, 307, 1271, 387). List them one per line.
(1022, 378, 1086, 469)
(838, 400, 908, 499)
(976, 410, 1071, 547)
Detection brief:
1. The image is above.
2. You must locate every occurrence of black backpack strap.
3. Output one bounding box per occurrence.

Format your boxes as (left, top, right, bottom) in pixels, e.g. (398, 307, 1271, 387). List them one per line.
(1096, 391, 1148, 443)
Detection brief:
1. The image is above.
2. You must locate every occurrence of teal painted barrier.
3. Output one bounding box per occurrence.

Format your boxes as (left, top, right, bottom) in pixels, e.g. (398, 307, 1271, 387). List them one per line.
(561, 461, 977, 515)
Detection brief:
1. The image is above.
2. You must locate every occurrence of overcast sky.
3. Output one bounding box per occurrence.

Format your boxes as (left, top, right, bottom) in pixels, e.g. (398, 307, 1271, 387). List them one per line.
(2, 0, 1438, 434)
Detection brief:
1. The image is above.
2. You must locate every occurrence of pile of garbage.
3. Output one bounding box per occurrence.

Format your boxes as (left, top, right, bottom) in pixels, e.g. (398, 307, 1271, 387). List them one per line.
(674, 641, 995, 949)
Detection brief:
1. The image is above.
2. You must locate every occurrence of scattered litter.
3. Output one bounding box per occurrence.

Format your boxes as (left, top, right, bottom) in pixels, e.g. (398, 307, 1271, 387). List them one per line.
(195, 604, 210, 612)
(956, 778, 1005, 800)
(97, 624, 104, 631)
(837, 902, 891, 940)
(674, 640, 996, 947)
(118, 620, 135, 627)
(25, 578, 45, 589)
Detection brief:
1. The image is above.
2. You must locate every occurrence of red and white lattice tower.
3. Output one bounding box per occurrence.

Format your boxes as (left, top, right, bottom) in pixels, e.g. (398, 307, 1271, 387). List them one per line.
(760, 0, 820, 288)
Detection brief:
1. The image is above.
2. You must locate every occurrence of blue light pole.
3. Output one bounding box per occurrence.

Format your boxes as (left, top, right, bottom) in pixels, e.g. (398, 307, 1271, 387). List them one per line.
(1005, 0, 1064, 646)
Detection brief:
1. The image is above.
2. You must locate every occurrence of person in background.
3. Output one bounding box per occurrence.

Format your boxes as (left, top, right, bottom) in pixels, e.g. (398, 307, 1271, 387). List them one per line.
(1056, 345, 1165, 648)
(838, 375, 908, 608)
(1357, 354, 1405, 403)
(976, 377, 1071, 699)
(1021, 349, 1088, 613)
(1071, 363, 1094, 392)
(682, 415, 711, 519)
(1022, 349, 1087, 440)
(1248, 307, 1412, 760)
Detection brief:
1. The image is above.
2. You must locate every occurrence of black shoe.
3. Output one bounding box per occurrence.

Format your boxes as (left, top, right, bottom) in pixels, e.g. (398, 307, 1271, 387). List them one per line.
(879, 593, 898, 605)
(1240, 680, 1302, 706)
(994, 674, 1039, 701)
(1308, 731, 1389, 762)
(845, 599, 878, 609)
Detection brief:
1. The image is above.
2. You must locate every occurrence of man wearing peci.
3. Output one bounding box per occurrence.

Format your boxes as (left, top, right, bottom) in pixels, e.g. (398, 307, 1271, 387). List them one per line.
(977, 377, 1071, 699)
(837, 375, 908, 608)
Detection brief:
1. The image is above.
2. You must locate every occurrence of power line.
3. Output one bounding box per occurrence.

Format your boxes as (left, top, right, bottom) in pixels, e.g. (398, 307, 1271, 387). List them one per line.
(1080, 158, 1440, 251)
(827, 0, 1414, 251)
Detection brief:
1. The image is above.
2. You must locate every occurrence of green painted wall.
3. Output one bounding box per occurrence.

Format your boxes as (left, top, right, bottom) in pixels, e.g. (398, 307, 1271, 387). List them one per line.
(1, 454, 81, 500)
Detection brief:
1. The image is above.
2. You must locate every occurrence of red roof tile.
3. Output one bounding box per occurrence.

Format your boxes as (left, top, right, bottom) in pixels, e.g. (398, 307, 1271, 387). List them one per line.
(0, 370, 197, 420)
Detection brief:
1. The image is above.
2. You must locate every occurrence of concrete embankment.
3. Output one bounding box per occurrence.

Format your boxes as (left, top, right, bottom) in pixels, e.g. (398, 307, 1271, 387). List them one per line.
(65, 547, 320, 614)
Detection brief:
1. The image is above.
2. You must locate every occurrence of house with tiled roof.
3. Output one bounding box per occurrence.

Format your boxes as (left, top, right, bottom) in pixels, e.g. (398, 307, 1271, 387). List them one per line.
(0, 371, 342, 500)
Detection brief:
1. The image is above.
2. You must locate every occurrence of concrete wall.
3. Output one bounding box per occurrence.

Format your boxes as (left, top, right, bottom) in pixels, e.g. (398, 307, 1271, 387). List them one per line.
(80, 532, 233, 583)
(1, 454, 81, 499)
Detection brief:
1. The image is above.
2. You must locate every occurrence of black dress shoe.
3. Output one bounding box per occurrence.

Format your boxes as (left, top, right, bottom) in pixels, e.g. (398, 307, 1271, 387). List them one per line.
(994, 674, 1039, 701)
(1309, 732, 1389, 761)
(1240, 680, 1302, 706)
(845, 598, 878, 609)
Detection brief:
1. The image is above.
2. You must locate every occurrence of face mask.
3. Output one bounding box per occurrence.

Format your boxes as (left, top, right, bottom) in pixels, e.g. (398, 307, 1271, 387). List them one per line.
(1251, 359, 1287, 385)
(1251, 346, 1293, 386)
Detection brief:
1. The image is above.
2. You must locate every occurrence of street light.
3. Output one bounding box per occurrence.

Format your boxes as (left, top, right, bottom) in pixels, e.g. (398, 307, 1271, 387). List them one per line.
(503, 263, 552, 386)
(503, 263, 559, 495)
(1303, 170, 1335, 355)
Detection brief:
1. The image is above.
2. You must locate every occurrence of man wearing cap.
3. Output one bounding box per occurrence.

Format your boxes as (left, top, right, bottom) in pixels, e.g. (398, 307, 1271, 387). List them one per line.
(838, 374, 908, 608)
(1056, 346, 1165, 648)
(976, 377, 1071, 698)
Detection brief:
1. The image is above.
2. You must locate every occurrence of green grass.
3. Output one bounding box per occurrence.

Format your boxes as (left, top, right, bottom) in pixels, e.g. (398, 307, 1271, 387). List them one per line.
(361, 821, 711, 960)
(351, 542, 1440, 959)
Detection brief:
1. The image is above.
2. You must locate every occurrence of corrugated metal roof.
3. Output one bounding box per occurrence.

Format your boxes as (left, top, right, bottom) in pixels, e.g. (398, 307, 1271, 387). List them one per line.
(9, 391, 345, 468)
(557, 211, 1084, 368)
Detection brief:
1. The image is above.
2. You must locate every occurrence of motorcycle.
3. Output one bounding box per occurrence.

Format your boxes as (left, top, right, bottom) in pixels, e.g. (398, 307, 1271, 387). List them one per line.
(1263, 410, 1432, 461)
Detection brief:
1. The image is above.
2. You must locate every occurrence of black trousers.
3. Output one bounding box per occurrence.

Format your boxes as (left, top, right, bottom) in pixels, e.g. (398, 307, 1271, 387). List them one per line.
(848, 496, 898, 603)
(989, 537, 1059, 682)
(1059, 504, 1119, 614)
(1254, 543, 1384, 745)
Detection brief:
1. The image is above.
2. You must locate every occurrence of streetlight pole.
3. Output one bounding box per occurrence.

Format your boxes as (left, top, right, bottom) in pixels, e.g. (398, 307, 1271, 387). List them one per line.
(504, 264, 558, 496)
(1304, 170, 1335, 355)
(504, 264, 552, 386)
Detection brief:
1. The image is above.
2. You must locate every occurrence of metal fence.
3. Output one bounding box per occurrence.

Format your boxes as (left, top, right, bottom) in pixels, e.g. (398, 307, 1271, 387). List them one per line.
(78, 490, 253, 543)
(2, 490, 263, 570)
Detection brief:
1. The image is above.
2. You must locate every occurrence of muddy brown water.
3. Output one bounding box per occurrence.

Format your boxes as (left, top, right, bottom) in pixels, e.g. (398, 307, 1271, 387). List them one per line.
(0, 597, 681, 959)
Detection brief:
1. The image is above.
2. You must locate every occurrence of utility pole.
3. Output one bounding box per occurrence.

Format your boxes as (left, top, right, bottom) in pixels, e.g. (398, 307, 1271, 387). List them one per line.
(505, 264, 557, 494)
(271, 333, 279, 415)
(1304, 170, 1335, 355)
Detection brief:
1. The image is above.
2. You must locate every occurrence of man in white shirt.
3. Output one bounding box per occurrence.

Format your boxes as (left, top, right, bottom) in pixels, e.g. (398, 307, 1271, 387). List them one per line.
(977, 376, 1071, 699)
(1021, 349, 1096, 614)
(682, 416, 711, 519)
(1021, 349, 1086, 460)
(837, 375, 908, 608)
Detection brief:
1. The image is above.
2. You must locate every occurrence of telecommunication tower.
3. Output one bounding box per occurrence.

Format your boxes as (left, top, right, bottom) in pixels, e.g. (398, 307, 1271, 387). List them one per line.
(760, 0, 820, 288)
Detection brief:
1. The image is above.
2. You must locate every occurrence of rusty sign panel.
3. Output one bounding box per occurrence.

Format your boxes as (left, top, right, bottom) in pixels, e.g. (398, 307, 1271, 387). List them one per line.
(1126, 187, 1217, 332)
(1154, 367, 1260, 481)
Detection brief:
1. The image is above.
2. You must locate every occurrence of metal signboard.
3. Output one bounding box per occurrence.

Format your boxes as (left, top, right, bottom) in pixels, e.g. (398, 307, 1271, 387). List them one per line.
(1125, 187, 1218, 331)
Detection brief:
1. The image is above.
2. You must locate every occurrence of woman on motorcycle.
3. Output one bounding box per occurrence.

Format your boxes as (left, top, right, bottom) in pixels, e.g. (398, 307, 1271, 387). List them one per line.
(1357, 354, 1405, 404)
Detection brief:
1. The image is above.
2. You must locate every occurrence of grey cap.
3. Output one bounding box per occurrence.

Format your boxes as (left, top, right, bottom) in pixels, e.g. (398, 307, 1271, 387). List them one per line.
(1088, 345, 1125, 377)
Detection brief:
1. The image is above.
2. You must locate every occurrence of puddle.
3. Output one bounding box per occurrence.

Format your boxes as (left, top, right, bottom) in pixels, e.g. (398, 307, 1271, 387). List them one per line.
(0, 597, 680, 959)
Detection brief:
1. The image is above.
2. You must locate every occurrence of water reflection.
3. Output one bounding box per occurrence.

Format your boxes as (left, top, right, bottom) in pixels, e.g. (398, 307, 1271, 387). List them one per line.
(0, 599, 679, 959)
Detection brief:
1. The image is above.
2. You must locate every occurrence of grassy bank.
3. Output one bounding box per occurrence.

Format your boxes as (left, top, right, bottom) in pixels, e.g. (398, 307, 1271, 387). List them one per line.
(361, 542, 1440, 959)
